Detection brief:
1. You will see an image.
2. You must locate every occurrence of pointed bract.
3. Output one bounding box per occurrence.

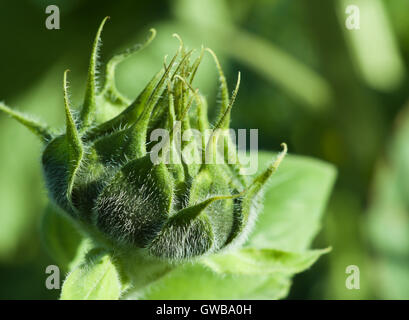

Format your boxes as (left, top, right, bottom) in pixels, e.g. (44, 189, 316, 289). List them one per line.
(206, 48, 230, 126)
(80, 16, 110, 130)
(63, 70, 84, 199)
(101, 28, 157, 107)
(127, 46, 181, 158)
(84, 69, 163, 142)
(251, 143, 287, 191)
(189, 46, 205, 84)
(0, 102, 53, 142)
(214, 71, 241, 130)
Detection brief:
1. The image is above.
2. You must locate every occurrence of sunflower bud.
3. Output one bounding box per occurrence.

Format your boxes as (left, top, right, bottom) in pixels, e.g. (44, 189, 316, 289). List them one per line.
(0, 18, 286, 261)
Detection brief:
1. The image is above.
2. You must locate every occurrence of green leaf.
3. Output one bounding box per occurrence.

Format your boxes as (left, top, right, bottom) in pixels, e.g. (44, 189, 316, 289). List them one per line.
(41, 203, 84, 271)
(61, 251, 122, 300)
(141, 247, 330, 299)
(247, 151, 337, 251)
(137, 263, 290, 300)
(201, 247, 330, 275)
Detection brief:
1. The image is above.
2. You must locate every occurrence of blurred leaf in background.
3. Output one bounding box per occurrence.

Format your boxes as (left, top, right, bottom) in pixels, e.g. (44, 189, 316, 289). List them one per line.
(337, 0, 405, 92)
(365, 103, 409, 299)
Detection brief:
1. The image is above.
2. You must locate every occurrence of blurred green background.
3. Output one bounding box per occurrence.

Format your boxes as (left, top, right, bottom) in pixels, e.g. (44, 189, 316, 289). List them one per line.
(1, 0, 409, 299)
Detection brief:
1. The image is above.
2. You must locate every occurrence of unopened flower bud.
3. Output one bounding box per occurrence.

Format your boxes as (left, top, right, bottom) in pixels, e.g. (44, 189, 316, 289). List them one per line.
(0, 18, 287, 261)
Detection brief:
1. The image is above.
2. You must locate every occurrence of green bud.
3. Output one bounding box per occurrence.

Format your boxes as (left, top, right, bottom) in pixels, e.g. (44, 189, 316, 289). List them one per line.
(0, 18, 287, 261)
